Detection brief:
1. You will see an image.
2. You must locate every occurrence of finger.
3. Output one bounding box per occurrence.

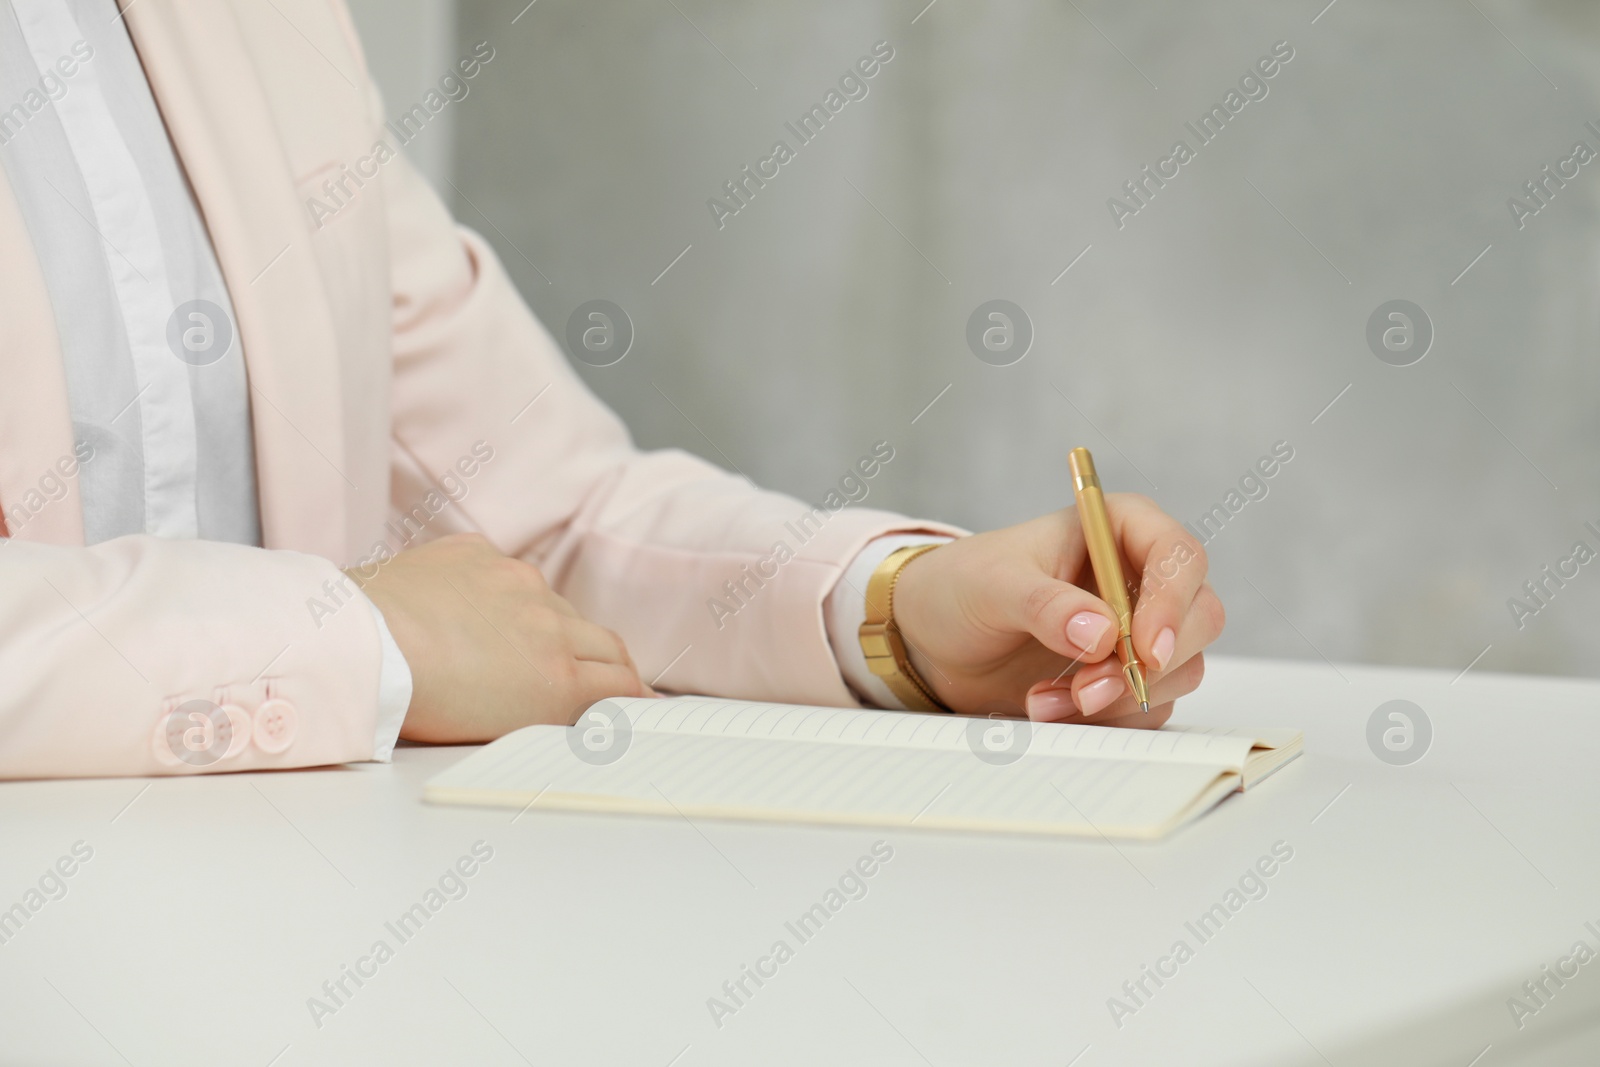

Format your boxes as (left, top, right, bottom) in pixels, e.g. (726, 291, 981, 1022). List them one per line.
(1148, 583, 1224, 678)
(567, 619, 635, 667)
(1026, 575, 1221, 721)
(536, 586, 582, 619)
(1028, 652, 1206, 722)
(1085, 652, 1205, 721)
(1072, 656, 1129, 718)
(1020, 653, 1119, 721)
(488, 554, 582, 619)
(1091, 582, 1220, 707)
(573, 659, 652, 705)
(979, 564, 1122, 663)
(1102, 494, 1211, 670)
(1024, 674, 1181, 729)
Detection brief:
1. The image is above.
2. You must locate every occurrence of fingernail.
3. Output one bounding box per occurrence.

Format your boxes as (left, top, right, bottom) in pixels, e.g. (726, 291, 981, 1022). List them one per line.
(1152, 628, 1176, 670)
(1078, 676, 1124, 717)
(1066, 612, 1112, 655)
(1026, 689, 1077, 722)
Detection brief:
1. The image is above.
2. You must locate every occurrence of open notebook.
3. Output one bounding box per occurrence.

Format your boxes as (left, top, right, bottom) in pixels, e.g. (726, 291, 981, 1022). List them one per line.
(424, 697, 1302, 841)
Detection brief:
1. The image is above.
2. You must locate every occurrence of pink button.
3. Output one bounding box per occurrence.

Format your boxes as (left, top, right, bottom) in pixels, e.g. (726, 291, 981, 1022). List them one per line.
(153, 700, 234, 768)
(253, 698, 298, 753)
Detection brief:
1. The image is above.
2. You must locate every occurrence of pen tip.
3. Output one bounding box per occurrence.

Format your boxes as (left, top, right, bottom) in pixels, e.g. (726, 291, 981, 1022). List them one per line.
(1140, 701, 1150, 715)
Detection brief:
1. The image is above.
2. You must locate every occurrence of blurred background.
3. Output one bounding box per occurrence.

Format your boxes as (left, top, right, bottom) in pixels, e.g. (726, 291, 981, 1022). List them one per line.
(347, 0, 1600, 681)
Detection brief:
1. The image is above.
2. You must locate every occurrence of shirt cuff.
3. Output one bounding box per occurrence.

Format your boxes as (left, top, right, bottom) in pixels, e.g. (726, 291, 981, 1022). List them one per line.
(824, 533, 956, 709)
(363, 593, 413, 762)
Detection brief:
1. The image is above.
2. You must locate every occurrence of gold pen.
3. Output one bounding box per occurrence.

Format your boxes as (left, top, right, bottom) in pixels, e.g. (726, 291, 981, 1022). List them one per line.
(1068, 447, 1150, 714)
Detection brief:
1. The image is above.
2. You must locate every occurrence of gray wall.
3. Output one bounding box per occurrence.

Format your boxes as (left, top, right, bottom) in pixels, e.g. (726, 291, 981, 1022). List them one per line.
(346, 0, 457, 188)
(363, 0, 1600, 680)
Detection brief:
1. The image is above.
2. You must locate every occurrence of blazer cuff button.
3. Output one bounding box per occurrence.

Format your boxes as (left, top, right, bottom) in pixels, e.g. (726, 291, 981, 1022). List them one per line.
(253, 699, 298, 754)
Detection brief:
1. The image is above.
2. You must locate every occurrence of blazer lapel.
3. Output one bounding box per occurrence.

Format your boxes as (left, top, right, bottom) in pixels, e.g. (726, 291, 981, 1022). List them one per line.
(120, 0, 352, 561)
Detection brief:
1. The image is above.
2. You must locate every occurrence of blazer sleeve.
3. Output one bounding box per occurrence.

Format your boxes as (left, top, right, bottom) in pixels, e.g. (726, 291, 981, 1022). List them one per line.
(0, 535, 383, 779)
(379, 155, 962, 706)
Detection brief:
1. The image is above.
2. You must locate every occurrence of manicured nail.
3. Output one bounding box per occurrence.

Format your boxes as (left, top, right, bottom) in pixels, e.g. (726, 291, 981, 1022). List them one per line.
(1066, 612, 1112, 655)
(1026, 689, 1077, 722)
(1077, 676, 1124, 717)
(1151, 628, 1177, 671)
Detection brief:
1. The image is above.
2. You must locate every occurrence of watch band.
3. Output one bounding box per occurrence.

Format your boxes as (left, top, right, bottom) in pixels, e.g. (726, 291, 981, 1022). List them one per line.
(858, 543, 950, 714)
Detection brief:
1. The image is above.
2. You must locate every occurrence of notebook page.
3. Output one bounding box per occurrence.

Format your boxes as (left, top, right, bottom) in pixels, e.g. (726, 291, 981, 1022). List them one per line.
(424, 726, 1239, 840)
(1163, 724, 1302, 750)
(603, 697, 1262, 773)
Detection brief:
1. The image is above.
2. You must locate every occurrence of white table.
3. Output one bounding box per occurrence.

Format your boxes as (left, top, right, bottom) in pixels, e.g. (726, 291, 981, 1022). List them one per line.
(1, 656, 1597, 1066)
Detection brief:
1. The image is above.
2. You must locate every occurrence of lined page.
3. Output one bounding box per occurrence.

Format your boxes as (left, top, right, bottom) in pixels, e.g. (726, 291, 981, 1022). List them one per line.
(605, 697, 1266, 773)
(424, 727, 1241, 840)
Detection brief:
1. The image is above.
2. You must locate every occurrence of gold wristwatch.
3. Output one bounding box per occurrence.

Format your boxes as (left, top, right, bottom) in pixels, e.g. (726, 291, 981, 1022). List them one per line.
(857, 543, 950, 713)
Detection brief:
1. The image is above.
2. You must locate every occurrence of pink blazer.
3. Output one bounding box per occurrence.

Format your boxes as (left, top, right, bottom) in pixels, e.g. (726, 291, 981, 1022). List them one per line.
(0, 0, 954, 779)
